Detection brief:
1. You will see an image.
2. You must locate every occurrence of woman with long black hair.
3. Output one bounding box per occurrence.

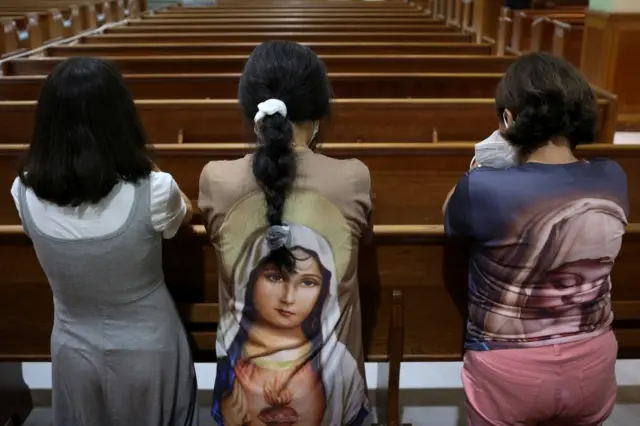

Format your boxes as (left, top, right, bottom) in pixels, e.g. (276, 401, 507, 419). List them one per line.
(11, 57, 198, 425)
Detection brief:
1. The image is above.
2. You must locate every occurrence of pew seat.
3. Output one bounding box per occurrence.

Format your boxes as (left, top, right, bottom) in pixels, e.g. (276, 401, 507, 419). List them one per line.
(2, 144, 638, 228)
(0, 73, 506, 100)
(1, 221, 639, 423)
(106, 23, 456, 33)
(1, 54, 518, 75)
(45, 41, 495, 56)
(82, 31, 474, 44)
(0, 97, 617, 145)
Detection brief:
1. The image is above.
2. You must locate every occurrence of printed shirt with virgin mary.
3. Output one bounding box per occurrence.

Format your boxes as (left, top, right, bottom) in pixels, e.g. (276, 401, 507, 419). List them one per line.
(198, 149, 373, 426)
(445, 158, 629, 351)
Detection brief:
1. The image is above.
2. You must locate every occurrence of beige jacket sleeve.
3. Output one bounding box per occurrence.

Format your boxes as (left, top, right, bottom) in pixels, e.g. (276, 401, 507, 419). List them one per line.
(348, 159, 373, 245)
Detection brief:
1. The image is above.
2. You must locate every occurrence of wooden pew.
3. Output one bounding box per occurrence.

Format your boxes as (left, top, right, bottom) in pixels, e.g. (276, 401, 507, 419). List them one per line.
(129, 17, 446, 25)
(106, 23, 456, 33)
(0, 13, 42, 55)
(44, 41, 494, 56)
(530, 15, 583, 54)
(1, 55, 517, 75)
(472, 0, 504, 45)
(509, 9, 584, 54)
(0, 1, 133, 56)
(530, 16, 584, 67)
(0, 223, 405, 426)
(2, 143, 638, 229)
(146, 11, 431, 18)
(157, 6, 423, 13)
(0, 19, 20, 58)
(1, 220, 639, 422)
(81, 32, 474, 44)
(0, 73, 507, 100)
(0, 97, 617, 145)
(160, 2, 422, 9)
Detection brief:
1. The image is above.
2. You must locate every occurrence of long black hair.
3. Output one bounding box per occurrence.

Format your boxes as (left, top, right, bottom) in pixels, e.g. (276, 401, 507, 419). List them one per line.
(19, 57, 152, 207)
(495, 52, 598, 154)
(238, 41, 332, 272)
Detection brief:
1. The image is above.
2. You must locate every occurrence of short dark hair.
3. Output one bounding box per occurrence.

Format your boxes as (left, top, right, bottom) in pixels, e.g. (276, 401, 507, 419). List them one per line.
(495, 52, 598, 152)
(238, 41, 331, 271)
(19, 57, 152, 207)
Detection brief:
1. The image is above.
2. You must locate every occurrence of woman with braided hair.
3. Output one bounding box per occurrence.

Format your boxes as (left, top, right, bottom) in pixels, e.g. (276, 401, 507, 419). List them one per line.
(198, 41, 373, 426)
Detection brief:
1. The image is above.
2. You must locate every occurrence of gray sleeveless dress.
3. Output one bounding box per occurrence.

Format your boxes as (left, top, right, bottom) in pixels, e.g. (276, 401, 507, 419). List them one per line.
(18, 178, 198, 426)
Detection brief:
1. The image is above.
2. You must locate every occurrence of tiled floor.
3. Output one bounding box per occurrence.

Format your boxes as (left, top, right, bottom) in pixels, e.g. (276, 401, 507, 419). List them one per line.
(14, 360, 640, 426)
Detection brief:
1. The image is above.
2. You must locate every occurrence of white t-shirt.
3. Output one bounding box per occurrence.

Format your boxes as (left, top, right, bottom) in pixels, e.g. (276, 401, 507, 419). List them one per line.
(11, 172, 187, 240)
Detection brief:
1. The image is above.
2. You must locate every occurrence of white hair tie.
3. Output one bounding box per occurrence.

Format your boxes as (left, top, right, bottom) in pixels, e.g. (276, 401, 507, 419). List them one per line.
(254, 99, 287, 123)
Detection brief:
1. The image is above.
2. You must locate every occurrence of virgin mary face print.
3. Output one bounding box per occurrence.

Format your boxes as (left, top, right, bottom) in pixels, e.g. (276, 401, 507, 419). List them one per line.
(253, 248, 325, 332)
(469, 197, 627, 343)
(213, 224, 367, 426)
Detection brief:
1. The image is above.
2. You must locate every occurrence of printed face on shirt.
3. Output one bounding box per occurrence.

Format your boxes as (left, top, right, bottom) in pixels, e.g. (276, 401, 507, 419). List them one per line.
(253, 248, 323, 330)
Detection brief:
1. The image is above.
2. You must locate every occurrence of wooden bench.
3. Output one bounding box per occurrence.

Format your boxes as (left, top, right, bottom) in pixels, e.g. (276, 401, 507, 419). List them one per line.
(0, 55, 517, 75)
(106, 23, 456, 33)
(0, 1, 138, 57)
(509, 9, 584, 54)
(0, 219, 639, 423)
(81, 31, 474, 44)
(44, 41, 495, 56)
(2, 143, 638, 228)
(530, 16, 584, 67)
(161, 2, 422, 9)
(148, 11, 431, 18)
(530, 15, 583, 51)
(130, 16, 446, 25)
(0, 73, 508, 100)
(0, 73, 617, 103)
(0, 97, 617, 145)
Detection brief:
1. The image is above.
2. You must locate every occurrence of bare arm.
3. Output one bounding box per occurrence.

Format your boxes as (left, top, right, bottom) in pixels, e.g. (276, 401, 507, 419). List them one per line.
(179, 189, 193, 226)
(153, 162, 193, 226)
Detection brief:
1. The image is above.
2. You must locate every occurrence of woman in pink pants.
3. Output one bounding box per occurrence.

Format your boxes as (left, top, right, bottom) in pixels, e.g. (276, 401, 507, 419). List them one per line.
(443, 53, 628, 425)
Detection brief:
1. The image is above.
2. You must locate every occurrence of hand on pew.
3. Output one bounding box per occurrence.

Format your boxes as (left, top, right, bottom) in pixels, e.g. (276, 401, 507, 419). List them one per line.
(160, 163, 194, 227)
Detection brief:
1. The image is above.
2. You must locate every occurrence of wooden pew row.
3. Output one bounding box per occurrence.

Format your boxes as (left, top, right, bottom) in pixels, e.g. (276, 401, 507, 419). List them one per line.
(508, 10, 584, 54)
(530, 16, 584, 67)
(129, 17, 445, 25)
(0, 55, 517, 75)
(144, 11, 430, 18)
(472, 0, 583, 48)
(158, 5, 422, 12)
(0, 73, 507, 100)
(0, 221, 406, 425)
(0, 97, 617, 145)
(105, 23, 456, 33)
(44, 42, 494, 57)
(148, 8, 432, 19)
(2, 143, 638, 229)
(443, 0, 474, 32)
(0, 1, 130, 28)
(0, 221, 638, 373)
(82, 32, 474, 44)
(0, 1, 138, 57)
(0, 13, 43, 56)
(160, 2, 420, 9)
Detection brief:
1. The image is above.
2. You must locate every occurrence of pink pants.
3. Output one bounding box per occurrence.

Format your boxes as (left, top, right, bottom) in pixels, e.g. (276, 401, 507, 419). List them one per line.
(462, 331, 618, 426)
